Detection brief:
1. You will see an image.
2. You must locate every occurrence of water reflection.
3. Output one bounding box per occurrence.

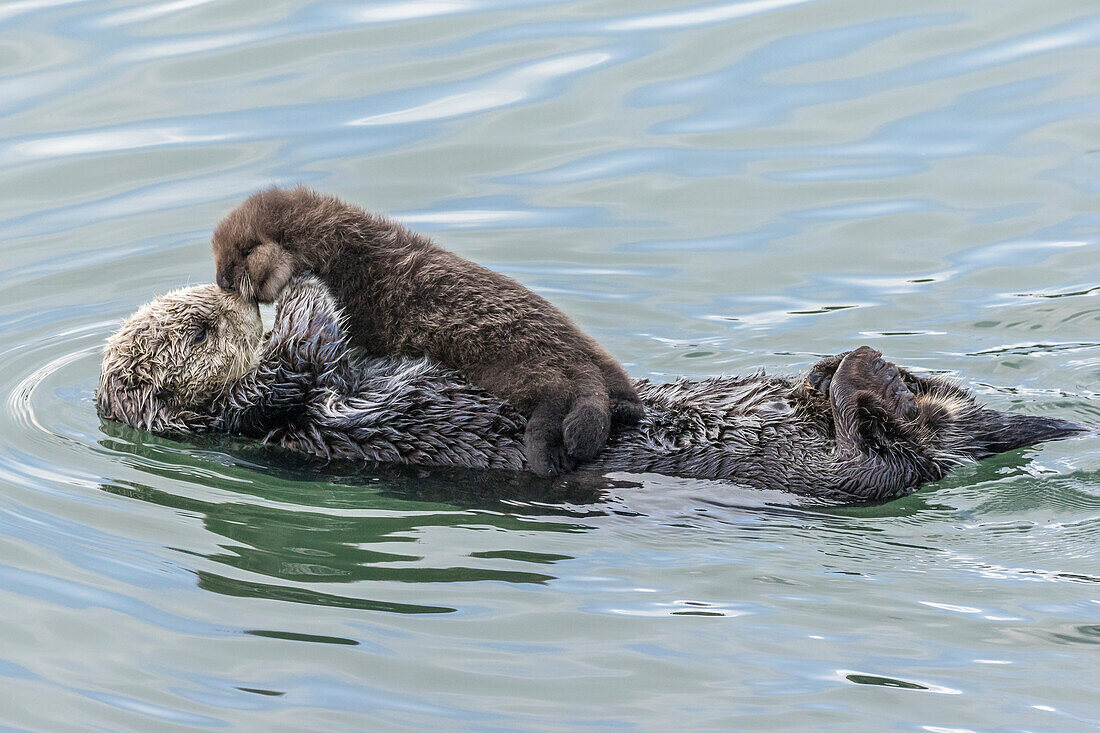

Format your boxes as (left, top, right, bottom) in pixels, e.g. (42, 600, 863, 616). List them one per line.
(95, 421, 637, 614)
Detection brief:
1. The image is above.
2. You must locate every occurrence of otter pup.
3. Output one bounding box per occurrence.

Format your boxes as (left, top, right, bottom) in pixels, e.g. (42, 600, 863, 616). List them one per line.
(211, 186, 644, 476)
(98, 277, 1085, 502)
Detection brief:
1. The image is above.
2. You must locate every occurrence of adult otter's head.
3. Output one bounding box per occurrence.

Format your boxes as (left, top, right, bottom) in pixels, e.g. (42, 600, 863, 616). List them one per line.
(98, 285, 263, 431)
(212, 186, 363, 303)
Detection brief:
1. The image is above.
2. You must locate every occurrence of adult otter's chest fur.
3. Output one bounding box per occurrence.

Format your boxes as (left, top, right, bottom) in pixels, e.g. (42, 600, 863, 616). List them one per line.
(211, 186, 645, 478)
(266, 363, 813, 478)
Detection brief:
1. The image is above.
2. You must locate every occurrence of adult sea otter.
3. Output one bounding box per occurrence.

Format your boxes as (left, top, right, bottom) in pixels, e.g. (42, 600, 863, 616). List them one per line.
(97, 277, 1085, 502)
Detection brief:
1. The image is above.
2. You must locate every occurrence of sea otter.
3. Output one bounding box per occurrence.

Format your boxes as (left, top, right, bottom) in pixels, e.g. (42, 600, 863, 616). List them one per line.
(97, 277, 1085, 502)
(211, 186, 644, 477)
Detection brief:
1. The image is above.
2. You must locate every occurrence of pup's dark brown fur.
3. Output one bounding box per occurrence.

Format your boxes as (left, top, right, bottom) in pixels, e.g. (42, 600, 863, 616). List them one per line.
(212, 186, 644, 476)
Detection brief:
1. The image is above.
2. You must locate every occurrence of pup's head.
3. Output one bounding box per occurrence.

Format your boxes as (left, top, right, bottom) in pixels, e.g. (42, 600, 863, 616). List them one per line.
(212, 186, 353, 303)
(98, 285, 263, 431)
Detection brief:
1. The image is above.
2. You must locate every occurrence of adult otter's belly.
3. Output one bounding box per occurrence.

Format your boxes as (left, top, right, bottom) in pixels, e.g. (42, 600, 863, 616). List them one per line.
(588, 375, 834, 487)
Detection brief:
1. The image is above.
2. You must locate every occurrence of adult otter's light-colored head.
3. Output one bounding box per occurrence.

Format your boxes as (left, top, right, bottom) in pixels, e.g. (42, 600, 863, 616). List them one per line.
(98, 284, 262, 431)
(212, 186, 351, 303)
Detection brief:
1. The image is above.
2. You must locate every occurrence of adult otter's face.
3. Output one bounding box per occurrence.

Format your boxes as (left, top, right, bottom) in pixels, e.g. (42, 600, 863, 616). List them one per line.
(212, 188, 308, 304)
(98, 285, 262, 430)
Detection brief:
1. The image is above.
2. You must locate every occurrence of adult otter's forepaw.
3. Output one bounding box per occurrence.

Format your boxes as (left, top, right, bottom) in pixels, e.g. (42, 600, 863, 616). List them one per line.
(274, 277, 343, 338)
(281, 274, 332, 308)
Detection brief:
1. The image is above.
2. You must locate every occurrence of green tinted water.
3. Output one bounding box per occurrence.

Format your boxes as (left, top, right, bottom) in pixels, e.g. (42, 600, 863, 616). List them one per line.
(0, 0, 1098, 729)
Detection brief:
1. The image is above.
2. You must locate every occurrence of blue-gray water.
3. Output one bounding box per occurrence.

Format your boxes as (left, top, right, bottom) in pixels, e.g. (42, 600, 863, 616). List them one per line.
(1, 1, 1098, 730)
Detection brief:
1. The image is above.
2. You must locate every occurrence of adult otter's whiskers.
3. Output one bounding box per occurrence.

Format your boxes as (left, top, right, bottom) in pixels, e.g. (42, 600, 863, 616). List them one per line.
(97, 277, 1087, 502)
(238, 270, 256, 304)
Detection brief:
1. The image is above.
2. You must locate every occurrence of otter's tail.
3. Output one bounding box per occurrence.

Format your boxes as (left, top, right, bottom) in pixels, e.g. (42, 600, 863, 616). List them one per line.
(964, 410, 1087, 460)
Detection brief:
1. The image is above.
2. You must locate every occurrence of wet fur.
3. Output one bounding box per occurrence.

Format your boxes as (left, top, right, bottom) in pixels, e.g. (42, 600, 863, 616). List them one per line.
(98, 278, 1085, 503)
(98, 284, 263, 432)
(211, 186, 644, 476)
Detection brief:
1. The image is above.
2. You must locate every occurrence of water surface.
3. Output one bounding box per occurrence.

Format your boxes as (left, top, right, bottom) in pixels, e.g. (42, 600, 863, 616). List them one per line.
(0, 0, 1098, 730)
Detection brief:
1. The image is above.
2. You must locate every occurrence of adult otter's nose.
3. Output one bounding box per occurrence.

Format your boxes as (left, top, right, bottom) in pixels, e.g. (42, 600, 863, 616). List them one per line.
(216, 271, 235, 292)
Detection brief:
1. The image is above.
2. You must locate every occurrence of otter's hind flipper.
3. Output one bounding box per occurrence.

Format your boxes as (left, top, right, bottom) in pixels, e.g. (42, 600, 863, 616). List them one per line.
(915, 387, 1087, 461)
(561, 369, 612, 463)
(821, 346, 1087, 465)
(803, 350, 850, 398)
(828, 346, 918, 450)
(562, 394, 611, 461)
(526, 369, 617, 475)
(964, 411, 1086, 459)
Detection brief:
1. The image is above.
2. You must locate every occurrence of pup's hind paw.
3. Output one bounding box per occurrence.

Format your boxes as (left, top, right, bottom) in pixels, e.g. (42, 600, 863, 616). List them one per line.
(609, 396, 645, 425)
(524, 401, 577, 477)
(525, 432, 576, 477)
(562, 399, 611, 461)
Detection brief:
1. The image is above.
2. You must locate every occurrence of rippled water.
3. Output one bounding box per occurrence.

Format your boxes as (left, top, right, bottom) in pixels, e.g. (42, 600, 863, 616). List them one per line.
(1, 0, 1098, 729)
